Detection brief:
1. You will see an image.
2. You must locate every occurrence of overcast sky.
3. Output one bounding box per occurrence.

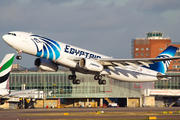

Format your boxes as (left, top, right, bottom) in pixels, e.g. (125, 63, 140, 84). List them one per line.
(0, 0, 180, 68)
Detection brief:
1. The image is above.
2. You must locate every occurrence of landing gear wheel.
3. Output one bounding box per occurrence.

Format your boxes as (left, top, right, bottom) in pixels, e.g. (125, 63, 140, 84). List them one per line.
(94, 75, 102, 80)
(72, 79, 80, 84)
(98, 75, 102, 80)
(69, 71, 80, 84)
(16, 56, 22, 60)
(102, 80, 106, 85)
(98, 80, 106, 85)
(16, 50, 22, 60)
(68, 75, 73, 80)
(76, 79, 80, 84)
(98, 80, 102, 85)
(72, 75, 76, 80)
(94, 75, 98, 80)
(72, 79, 76, 84)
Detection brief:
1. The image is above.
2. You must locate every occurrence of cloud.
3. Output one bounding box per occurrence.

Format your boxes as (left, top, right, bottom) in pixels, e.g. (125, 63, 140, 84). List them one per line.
(136, 0, 180, 14)
(0, 0, 180, 67)
(44, 0, 73, 5)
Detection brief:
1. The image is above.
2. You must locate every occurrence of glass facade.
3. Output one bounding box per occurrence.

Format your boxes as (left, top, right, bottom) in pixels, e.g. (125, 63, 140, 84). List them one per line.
(155, 73, 180, 89)
(9, 71, 141, 98)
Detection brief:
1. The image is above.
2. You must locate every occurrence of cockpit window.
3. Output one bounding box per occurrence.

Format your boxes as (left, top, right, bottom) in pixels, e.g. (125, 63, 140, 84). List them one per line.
(8, 33, 16, 36)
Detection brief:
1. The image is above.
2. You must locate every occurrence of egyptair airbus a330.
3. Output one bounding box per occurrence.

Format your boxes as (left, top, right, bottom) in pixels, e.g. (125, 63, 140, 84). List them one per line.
(3, 31, 180, 85)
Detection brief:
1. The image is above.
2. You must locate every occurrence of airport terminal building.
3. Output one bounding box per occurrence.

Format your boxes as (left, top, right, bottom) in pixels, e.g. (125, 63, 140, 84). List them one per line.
(8, 70, 142, 107)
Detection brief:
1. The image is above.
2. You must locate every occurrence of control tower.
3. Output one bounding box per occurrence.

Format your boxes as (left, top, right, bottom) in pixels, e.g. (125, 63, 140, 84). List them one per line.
(131, 31, 171, 58)
(146, 31, 163, 39)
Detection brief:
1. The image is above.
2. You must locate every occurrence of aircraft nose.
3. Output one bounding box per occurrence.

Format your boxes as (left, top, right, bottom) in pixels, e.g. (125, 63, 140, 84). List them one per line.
(2, 34, 13, 47)
(2, 35, 8, 42)
(2, 34, 12, 45)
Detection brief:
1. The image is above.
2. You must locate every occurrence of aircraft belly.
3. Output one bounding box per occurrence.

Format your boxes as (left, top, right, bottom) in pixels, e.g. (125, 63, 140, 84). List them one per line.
(56, 58, 77, 68)
(103, 68, 158, 82)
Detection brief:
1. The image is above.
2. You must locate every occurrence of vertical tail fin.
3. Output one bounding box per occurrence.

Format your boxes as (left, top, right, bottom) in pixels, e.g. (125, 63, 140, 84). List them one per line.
(0, 54, 15, 89)
(148, 46, 178, 74)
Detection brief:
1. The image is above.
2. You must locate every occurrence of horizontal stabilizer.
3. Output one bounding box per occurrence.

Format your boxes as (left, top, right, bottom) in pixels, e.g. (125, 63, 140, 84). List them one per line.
(156, 72, 180, 80)
(157, 74, 180, 78)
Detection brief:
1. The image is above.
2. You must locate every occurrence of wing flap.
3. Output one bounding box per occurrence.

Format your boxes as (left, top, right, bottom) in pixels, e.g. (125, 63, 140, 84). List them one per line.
(138, 61, 150, 67)
(125, 62, 138, 68)
(112, 62, 126, 69)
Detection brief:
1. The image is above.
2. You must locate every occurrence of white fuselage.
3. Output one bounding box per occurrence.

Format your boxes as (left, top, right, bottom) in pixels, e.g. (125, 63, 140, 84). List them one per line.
(3, 31, 160, 82)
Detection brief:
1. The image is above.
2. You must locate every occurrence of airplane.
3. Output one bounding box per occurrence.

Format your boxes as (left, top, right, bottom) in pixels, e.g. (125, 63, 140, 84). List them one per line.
(2, 31, 180, 85)
(0, 54, 15, 98)
(0, 53, 38, 105)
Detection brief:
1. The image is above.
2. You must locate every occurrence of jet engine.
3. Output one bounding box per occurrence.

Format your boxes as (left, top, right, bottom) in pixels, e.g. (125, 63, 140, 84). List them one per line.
(34, 58, 58, 72)
(0, 101, 5, 105)
(79, 58, 103, 72)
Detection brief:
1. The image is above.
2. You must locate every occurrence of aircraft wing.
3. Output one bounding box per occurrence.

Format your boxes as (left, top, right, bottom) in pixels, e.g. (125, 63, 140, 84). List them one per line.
(72, 56, 180, 68)
(99, 57, 180, 69)
(100, 56, 180, 62)
(7, 93, 44, 98)
(8, 89, 37, 97)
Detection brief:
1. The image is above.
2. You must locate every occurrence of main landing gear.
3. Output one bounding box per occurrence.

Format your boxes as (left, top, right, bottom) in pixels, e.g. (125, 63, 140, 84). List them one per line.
(94, 75, 106, 85)
(68, 71, 106, 85)
(16, 50, 22, 60)
(68, 72, 80, 84)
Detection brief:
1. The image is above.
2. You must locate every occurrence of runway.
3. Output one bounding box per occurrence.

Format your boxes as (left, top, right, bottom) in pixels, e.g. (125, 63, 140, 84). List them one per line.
(1, 107, 180, 120)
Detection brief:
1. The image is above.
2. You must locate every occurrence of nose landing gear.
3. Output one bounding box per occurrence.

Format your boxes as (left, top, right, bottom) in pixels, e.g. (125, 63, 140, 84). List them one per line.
(16, 56, 22, 60)
(16, 50, 22, 60)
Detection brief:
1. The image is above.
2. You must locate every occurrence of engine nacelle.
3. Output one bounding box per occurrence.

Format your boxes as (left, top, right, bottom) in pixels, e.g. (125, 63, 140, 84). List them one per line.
(0, 101, 5, 105)
(79, 58, 103, 72)
(34, 58, 58, 72)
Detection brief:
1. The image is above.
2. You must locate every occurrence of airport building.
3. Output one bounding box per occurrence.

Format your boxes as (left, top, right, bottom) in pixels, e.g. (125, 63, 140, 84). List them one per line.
(8, 70, 142, 108)
(131, 31, 171, 58)
(131, 31, 180, 90)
